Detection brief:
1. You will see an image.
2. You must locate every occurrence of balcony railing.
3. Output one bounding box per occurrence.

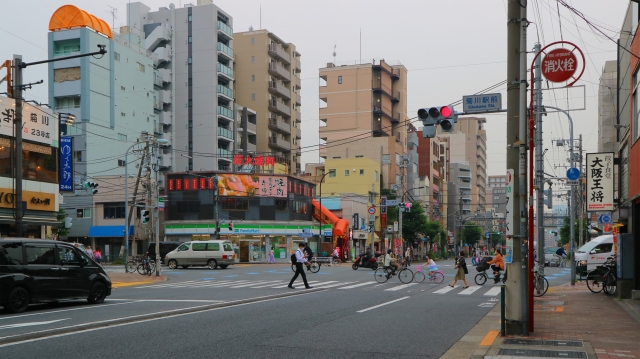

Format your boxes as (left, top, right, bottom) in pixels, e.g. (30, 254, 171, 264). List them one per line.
(217, 127, 234, 140)
(293, 57, 301, 72)
(239, 121, 257, 133)
(268, 62, 291, 81)
(268, 136, 291, 151)
(217, 148, 233, 159)
(153, 100, 163, 112)
(268, 100, 291, 116)
(217, 21, 233, 39)
(217, 84, 234, 99)
(295, 77, 301, 89)
(295, 93, 301, 106)
(154, 76, 163, 89)
(217, 63, 234, 79)
(296, 111, 301, 123)
(268, 44, 291, 64)
(391, 68, 400, 79)
(268, 81, 291, 99)
(295, 127, 301, 138)
(217, 106, 234, 119)
(268, 117, 291, 134)
(391, 91, 400, 102)
(392, 112, 400, 123)
(372, 80, 392, 97)
(217, 42, 233, 59)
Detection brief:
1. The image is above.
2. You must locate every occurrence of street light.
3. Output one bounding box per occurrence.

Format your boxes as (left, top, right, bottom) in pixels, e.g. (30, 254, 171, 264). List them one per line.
(318, 170, 335, 253)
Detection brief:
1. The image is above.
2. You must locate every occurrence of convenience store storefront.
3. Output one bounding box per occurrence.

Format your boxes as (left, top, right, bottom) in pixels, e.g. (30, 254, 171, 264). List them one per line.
(165, 222, 332, 263)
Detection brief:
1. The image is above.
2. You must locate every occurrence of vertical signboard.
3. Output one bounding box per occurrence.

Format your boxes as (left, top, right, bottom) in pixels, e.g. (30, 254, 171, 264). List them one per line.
(586, 152, 614, 212)
(504, 170, 514, 264)
(59, 136, 73, 192)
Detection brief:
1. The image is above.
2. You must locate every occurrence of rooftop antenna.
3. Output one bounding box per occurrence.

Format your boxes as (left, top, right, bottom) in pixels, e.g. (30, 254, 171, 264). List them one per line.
(107, 5, 118, 31)
(333, 45, 336, 65)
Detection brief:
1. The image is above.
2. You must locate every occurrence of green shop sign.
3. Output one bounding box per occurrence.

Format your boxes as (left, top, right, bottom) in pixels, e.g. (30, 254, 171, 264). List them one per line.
(165, 223, 331, 236)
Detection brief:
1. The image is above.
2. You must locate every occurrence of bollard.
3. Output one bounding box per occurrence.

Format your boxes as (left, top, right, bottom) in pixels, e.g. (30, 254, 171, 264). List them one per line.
(500, 285, 506, 337)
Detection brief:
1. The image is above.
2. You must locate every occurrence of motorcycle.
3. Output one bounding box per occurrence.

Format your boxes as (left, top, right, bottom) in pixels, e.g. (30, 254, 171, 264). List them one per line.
(352, 251, 382, 270)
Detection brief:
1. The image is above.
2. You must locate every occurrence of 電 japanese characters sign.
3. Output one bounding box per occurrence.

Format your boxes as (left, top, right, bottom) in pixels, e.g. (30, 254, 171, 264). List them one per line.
(59, 136, 74, 192)
(542, 48, 577, 83)
(0, 96, 59, 147)
(463, 93, 502, 113)
(232, 155, 275, 167)
(586, 152, 614, 212)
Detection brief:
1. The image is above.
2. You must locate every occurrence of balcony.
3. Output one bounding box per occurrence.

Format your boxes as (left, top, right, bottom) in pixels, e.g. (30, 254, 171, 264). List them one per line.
(153, 75, 163, 89)
(372, 119, 389, 136)
(161, 91, 171, 105)
(268, 44, 291, 64)
(217, 127, 234, 141)
(391, 90, 400, 103)
(268, 117, 291, 134)
(217, 84, 234, 100)
(319, 144, 327, 159)
(295, 77, 301, 89)
(268, 136, 291, 151)
(373, 105, 392, 119)
(239, 121, 257, 134)
(295, 93, 301, 106)
(217, 21, 233, 40)
(268, 62, 291, 82)
(153, 99, 163, 113)
(159, 111, 172, 126)
(217, 106, 234, 120)
(295, 111, 301, 123)
(432, 184, 440, 193)
(217, 148, 233, 160)
(391, 68, 400, 80)
(372, 80, 392, 97)
(155, 45, 172, 66)
(159, 68, 171, 84)
(217, 42, 233, 60)
(432, 168, 440, 179)
(293, 57, 301, 72)
(268, 100, 291, 116)
(217, 63, 234, 80)
(295, 126, 301, 138)
(392, 112, 401, 124)
(268, 81, 291, 99)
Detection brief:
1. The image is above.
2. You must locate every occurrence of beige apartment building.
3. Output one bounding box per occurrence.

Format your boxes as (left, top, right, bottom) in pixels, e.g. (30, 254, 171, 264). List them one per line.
(438, 117, 488, 212)
(318, 60, 408, 190)
(234, 29, 302, 174)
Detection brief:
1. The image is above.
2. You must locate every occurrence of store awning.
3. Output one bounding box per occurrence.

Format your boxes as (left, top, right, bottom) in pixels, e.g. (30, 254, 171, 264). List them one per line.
(89, 225, 134, 237)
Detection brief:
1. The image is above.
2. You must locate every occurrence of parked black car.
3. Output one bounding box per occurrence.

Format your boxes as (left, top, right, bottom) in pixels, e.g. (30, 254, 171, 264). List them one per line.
(0, 238, 112, 313)
(147, 242, 181, 263)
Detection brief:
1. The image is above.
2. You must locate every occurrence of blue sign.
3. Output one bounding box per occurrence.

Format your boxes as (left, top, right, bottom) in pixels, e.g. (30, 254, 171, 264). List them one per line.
(298, 232, 313, 238)
(566, 167, 580, 181)
(598, 214, 611, 224)
(485, 232, 490, 238)
(59, 136, 74, 192)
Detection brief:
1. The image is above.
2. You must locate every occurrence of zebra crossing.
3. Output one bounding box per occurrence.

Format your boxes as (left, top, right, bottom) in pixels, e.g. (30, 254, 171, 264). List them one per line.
(136, 279, 504, 296)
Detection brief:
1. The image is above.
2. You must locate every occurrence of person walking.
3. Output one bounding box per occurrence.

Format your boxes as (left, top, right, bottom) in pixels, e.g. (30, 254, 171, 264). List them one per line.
(289, 242, 312, 289)
(268, 248, 276, 264)
(449, 250, 469, 289)
(85, 245, 95, 261)
(94, 247, 102, 264)
(404, 246, 412, 266)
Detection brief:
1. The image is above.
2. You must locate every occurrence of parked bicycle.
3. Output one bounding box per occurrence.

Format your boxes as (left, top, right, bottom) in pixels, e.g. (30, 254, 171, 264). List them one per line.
(138, 259, 156, 276)
(126, 256, 142, 273)
(586, 257, 617, 296)
(532, 268, 549, 297)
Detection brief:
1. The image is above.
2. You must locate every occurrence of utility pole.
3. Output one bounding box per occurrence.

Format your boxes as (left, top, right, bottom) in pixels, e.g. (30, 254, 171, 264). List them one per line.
(534, 43, 545, 293)
(121, 142, 148, 259)
(506, 0, 528, 335)
(12, 55, 24, 237)
(578, 135, 584, 247)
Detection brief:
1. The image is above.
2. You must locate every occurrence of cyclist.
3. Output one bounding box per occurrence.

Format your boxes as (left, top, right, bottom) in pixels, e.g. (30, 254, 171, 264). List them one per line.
(424, 254, 438, 277)
(384, 249, 399, 278)
(332, 246, 340, 261)
(556, 246, 568, 267)
(487, 249, 504, 281)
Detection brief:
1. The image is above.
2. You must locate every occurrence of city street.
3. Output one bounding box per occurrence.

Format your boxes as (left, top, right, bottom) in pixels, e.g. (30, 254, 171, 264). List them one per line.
(0, 260, 572, 358)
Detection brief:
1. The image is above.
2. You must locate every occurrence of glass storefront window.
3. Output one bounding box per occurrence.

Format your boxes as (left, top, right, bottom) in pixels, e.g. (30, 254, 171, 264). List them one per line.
(0, 138, 58, 183)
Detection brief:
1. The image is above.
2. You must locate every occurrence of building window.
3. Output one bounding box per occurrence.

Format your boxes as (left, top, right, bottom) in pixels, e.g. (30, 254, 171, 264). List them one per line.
(120, 86, 125, 91)
(375, 170, 379, 182)
(221, 198, 249, 211)
(251, 37, 255, 44)
(120, 112, 126, 117)
(188, 57, 192, 64)
(54, 67, 80, 83)
(252, 93, 255, 101)
(118, 133, 127, 141)
(114, 52, 120, 61)
(251, 74, 255, 82)
(359, 169, 364, 176)
(344, 170, 350, 176)
(355, 155, 364, 158)
(118, 159, 125, 167)
(412, 163, 418, 174)
(328, 170, 336, 178)
(494, 195, 500, 200)
(396, 175, 401, 185)
(494, 204, 499, 208)
(76, 209, 91, 218)
(136, 62, 145, 72)
(103, 203, 126, 219)
(381, 154, 390, 164)
(73, 151, 83, 162)
(188, 14, 192, 22)
(188, 36, 192, 43)
(55, 96, 80, 110)
(251, 56, 255, 63)
(275, 199, 288, 211)
(188, 99, 192, 107)
(188, 78, 192, 86)
(53, 39, 80, 56)
(338, 76, 342, 84)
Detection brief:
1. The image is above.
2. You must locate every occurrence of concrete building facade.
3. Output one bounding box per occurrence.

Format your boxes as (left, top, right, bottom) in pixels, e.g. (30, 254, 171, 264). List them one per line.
(598, 60, 618, 153)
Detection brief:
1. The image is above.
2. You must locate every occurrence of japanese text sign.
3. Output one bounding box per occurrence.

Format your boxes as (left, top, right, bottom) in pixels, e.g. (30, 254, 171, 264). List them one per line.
(59, 136, 73, 192)
(233, 155, 275, 167)
(463, 93, 502, 113)
(586, 152, 614, 212)
(169, 174, 288, 198)
(0, 96, 59, 147)
(542, 48, 577, 83)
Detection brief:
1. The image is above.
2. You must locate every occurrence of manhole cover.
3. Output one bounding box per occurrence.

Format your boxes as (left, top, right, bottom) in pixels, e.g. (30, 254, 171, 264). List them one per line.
(503, 339, 584, 347)
(497, 349, 587, 358)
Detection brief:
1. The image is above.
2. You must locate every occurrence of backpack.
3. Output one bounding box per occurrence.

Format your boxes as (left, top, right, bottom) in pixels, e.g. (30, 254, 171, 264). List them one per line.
(291, 253, 297, 264)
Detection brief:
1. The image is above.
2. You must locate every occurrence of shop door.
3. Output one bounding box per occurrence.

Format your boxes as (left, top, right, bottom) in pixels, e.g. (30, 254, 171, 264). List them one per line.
(239, 241, 249, 262)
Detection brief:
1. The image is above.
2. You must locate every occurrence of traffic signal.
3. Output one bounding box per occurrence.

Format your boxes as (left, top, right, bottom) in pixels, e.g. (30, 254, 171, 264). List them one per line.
(141, 210, 150, 224)
(405, 202, 412, 211)
(544, 188, 553, 209)
(228, 222, 233, 231)
(398, 202, 406, 212)
(83, 181, 98, 195)
(64, 217, 72, 229)
(417, 106, 458, 138)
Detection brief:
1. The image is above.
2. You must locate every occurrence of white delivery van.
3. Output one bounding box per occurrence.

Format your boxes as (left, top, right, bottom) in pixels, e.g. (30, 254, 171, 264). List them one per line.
(574, 235, 614, 267)
(164, 240, 235, 269)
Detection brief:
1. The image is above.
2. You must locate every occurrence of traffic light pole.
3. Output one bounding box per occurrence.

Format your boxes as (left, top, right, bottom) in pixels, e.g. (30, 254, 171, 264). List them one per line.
(534, 43, 546, 293)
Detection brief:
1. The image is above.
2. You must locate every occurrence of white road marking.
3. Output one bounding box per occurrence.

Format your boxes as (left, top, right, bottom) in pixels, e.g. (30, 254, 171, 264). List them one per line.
(433, 285, 458, 294)
(338, 282, 375, 289)
(357, 297, 410, 313)
(229, 281, 280, 288)
(304, 281, 337, 288)
(248, 281, 289, 288)
(0, 301, 140, 321)
(106, 299, 225, 303)
(174, 280, 245, 288)
(0, 319, 70, 330)
(483, 287, 502, 296)
(272, 280, 321, 289)
(458, 286, 482, 295)
(384, 283, 418, 291)
(139, 280, 203, 288)
(313, 282, 353, 289)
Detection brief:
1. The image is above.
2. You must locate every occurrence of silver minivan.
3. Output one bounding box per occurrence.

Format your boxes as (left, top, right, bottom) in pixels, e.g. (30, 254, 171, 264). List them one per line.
(164, 240, 235, 269)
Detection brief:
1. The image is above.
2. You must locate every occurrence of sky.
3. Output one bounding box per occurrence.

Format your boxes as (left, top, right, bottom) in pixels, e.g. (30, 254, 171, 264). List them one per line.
(0, 0, 630, 198)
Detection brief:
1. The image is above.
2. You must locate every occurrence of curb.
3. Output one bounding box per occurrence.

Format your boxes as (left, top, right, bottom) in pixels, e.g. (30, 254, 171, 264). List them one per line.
(0, 288, 323, 346)
(440, 303, 502, 359)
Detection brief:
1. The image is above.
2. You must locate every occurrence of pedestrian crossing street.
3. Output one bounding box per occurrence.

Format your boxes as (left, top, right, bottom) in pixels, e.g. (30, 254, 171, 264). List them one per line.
(137, 279, 504, 297)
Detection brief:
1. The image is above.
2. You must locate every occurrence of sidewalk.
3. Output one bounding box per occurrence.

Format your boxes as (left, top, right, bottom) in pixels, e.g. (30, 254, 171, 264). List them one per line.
(443, 282, 640, 359)
(108, 272, 167, 288)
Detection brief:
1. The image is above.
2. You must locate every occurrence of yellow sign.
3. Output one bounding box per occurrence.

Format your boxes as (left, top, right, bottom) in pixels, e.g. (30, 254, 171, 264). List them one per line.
(0, 189, 56, 212)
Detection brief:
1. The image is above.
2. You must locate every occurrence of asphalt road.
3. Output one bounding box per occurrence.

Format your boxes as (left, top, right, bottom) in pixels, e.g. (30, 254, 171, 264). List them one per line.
(0, 259, 573, 358)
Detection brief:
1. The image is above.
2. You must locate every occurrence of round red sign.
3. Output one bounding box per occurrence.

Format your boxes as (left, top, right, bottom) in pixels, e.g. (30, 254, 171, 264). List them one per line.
(541, 48, 578, 83)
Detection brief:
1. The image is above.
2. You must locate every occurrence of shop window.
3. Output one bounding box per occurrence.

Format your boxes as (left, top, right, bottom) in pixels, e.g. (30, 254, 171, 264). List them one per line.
(104, 203, 126, 219)
(275, 199, 288, 211)
(0, 138, 58, 183)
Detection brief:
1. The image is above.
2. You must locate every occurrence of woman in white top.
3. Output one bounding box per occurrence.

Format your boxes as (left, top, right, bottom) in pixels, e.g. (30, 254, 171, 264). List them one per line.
(425, 255, 438, 277)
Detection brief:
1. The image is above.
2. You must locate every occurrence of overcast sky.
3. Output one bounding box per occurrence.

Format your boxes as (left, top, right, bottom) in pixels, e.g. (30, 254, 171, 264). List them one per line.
(0, 0, 629, 192)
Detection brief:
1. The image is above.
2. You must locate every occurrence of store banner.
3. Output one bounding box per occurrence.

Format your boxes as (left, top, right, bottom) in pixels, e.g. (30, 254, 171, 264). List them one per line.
(0, 96, 59, 147)
(586, 152, 614, 212)
(59, 136, 73, 192)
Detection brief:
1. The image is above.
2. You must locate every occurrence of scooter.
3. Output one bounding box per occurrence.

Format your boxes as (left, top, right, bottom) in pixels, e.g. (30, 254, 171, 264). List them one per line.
(352, 251, 382, 270)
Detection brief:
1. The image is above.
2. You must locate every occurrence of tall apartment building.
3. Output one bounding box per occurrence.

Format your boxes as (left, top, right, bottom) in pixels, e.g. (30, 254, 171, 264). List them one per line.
(447, 162, 472, 234)
(417, 135, 450, 225)
(318, 59, 408, 191)
(439, 117, 487, 212)
(233, 29, 302, 174)
(488, 174, 508, 188)
(598, 61, 617, 153)
(127, 0, 235, 172)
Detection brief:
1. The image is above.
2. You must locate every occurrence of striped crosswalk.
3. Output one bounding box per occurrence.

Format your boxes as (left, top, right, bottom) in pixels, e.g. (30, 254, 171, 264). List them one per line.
(136, 279, 505, 296)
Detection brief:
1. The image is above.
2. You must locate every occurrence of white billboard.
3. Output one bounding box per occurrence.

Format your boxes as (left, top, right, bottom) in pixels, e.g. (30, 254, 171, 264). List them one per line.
(586, 152, 614, 212)
(0, 96, 59, 147)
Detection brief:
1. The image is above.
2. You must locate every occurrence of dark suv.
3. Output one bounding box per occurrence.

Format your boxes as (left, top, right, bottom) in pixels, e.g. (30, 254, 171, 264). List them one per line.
(0, 238, 112, 313)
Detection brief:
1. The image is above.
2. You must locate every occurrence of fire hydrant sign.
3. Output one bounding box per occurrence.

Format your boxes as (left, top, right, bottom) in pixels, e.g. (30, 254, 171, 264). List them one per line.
(542, 48, 578, 83)
(586, 152, 614, 212)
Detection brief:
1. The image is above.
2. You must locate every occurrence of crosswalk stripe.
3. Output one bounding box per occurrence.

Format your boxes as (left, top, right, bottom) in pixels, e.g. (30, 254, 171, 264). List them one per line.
(140, 280, 202, 288)
(484, 287, 502, 296)
(230, 281, 281, 288)
(272, 280, 321, 289)
(314, 282, 353, 289)
(339, 282, 374, 289)
(433, 285, 458, 294)
(165, 280, 237, 288)
(248, 281, 289, 288)
(173, 280, 245, 288)
(458, 286, 482, 295)
(385, 283, 417, 291)
(305, 281, 337, 288)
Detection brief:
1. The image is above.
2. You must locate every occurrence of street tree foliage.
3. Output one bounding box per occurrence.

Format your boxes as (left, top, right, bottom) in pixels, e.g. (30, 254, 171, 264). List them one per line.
(55, 209, 69, 237)
(402, 201, 428, 242)
(558, 217, 589, 246)
(461, 221, 483, 244)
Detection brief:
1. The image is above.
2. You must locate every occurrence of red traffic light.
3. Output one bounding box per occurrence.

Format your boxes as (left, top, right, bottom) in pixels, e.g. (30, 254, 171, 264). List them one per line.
(440, 106, 453, 118)
(228, 223, 233, 231)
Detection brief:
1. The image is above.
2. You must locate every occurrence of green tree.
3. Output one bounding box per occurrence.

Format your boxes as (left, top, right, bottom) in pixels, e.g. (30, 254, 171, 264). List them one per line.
(461, 221, 482, 245)
(401, 201, 428, 242)
(55, 209, 69, 237)
(558, 217, 589, 246)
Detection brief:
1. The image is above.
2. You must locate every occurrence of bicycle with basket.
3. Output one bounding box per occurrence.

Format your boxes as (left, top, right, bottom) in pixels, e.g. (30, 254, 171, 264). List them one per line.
(586, 256, 617, 296)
